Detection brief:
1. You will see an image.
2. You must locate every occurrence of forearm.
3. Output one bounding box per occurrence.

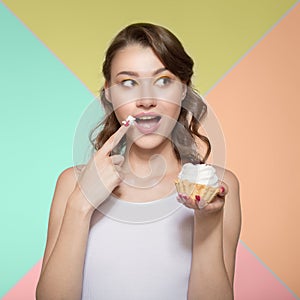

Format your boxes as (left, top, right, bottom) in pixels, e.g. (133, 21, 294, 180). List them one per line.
(187, 210, 233, 300)
(36, 191, 93, 300)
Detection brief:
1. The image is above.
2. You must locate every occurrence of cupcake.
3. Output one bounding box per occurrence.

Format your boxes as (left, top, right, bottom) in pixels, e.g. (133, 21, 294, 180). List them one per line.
(175, 163, 219, 205)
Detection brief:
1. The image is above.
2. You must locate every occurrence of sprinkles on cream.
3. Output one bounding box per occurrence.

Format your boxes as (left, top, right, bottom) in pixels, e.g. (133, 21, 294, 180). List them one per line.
(122, 115, 136, 127)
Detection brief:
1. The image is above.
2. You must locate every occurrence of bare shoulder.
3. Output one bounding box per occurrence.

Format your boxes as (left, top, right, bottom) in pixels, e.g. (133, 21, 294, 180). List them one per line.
(57, 164, 85, 185)
(48, 165, 86, 222)
(213, 165, 240, 196)
(49, 167, 77, 215)
(55, 165, 83, 195)
(212, 165, 241, 234)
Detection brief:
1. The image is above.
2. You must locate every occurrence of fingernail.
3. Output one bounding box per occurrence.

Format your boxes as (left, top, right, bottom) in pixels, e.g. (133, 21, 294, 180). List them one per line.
(195, 195, 201, 202)
(183, 195, 188, 200)
(220, 186, 225, 194)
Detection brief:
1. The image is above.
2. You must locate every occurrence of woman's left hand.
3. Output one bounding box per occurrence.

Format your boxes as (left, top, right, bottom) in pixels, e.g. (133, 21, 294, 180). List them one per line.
(176, 183, 228, 215)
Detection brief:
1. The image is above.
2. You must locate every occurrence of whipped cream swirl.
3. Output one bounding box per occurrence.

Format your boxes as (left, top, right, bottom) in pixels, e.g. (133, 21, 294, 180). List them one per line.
(178, 163, 219, 187)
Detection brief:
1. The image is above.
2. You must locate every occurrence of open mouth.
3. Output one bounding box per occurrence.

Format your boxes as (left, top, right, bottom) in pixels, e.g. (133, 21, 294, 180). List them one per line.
(134, 114, 162, 134)
(135, 115, 161, 129)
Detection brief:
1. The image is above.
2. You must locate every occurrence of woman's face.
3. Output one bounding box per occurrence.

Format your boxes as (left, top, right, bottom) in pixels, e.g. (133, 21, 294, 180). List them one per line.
(106, 44, 186, 150)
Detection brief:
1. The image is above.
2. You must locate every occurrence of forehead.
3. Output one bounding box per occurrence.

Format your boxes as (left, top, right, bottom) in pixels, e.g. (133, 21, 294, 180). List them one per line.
(110, 45, 165, 78)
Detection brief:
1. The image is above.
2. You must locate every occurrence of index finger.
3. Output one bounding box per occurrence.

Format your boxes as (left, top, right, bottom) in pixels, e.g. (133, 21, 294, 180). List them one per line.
(100, 124, 130, 156)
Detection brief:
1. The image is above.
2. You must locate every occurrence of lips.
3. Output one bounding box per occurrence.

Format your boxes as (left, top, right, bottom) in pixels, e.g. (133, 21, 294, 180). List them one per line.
(133, 112, 162, 134)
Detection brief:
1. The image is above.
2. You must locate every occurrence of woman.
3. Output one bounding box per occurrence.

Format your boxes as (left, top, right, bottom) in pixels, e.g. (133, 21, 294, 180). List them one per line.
(36, 23, 241, 300)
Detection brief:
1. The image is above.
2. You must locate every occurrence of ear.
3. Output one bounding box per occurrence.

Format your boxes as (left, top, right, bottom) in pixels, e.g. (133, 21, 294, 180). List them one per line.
(104, 81, 111, 102)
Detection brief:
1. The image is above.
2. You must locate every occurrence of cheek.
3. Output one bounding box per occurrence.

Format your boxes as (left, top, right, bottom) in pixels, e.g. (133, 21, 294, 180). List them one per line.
(166, 102, 181, 119)
(156, 104, 181, 135)
(109, 84, 138, 111)
(113, 102, 134, 123)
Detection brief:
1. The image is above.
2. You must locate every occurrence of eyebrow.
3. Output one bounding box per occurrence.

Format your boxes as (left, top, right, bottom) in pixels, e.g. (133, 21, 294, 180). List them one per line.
(116, 67, 167, 77)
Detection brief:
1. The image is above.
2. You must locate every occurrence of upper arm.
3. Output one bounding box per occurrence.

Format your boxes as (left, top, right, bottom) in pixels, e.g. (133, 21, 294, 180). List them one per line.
(40, 166, 79, 274)
(222, 169, 242, 287)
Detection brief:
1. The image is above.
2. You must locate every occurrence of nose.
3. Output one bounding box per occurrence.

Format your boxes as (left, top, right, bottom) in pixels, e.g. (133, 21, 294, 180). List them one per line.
(136, 82, 157, 108)
(136, 97, 157, 108)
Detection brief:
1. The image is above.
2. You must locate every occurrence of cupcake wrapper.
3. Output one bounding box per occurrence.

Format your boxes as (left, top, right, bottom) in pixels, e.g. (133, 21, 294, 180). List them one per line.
(175, 179, 219, 204)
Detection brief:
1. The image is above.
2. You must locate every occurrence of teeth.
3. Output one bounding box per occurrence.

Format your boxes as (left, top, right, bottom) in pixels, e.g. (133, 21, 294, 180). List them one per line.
(135, 115, 161, 129)
(137, 116, 157, 120)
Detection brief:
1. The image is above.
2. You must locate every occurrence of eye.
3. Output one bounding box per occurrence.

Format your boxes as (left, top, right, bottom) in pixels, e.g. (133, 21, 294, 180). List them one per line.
(155, 76, 172, 87)
(121, 79, 138, 88)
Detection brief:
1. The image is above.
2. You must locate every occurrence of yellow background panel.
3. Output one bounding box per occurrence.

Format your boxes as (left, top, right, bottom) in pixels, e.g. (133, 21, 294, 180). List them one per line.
(2, 0, 297, 94)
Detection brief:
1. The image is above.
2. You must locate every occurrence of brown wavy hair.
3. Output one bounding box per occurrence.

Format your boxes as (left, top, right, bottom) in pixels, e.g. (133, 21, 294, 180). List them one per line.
(90, 23, 211, 164)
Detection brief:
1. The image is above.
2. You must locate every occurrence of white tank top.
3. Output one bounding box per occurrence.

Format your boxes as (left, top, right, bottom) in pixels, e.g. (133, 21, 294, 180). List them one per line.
(82, 193, 194, 300)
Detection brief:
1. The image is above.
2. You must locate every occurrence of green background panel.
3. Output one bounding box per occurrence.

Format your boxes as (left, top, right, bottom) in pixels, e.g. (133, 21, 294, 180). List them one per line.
(0, 3, 94, 296)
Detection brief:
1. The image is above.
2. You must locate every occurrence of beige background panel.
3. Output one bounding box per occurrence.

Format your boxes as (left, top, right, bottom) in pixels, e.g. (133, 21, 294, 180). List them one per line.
(207, 3, 300, 296)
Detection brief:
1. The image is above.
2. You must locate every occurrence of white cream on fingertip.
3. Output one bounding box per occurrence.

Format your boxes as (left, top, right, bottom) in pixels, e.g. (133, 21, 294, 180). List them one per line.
(122, 115, 136, 127)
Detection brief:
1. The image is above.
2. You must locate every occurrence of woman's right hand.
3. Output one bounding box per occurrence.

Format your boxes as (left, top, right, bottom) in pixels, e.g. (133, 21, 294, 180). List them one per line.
(74, 124, 129, 211)
(35, 127, 130, 300)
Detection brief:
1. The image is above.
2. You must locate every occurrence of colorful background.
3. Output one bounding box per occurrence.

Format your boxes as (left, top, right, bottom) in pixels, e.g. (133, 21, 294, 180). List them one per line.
(1, 0, 299, 299)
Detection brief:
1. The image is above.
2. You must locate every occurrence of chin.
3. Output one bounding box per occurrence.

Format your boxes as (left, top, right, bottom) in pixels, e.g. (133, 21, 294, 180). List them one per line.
(129, 134, 171, 151)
